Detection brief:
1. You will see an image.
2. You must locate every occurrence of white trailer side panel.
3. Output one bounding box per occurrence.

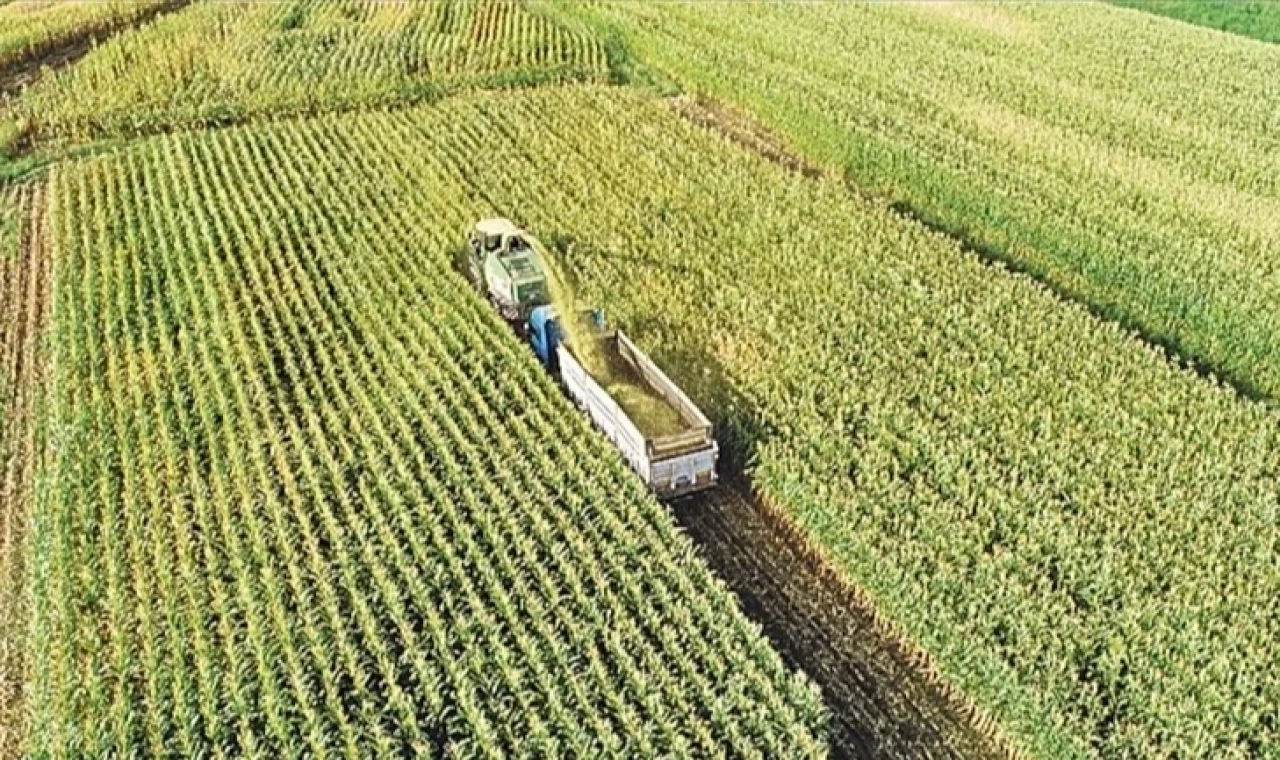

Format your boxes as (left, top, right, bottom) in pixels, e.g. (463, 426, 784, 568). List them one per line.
(558, 346, 651, 482)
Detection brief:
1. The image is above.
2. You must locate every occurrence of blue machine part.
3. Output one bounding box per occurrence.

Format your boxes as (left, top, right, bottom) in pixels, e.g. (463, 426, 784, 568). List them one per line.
(528, 305, 560, 369)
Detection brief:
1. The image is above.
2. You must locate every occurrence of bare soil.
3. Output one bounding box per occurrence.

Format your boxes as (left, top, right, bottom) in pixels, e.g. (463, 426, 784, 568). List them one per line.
(0, 182, 49, 759)
(675, 475, 1016, 760)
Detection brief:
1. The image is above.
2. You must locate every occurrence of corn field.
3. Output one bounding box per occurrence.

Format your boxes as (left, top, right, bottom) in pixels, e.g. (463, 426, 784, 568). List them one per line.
(0, 0, 169, 74)
(205, 85, 1278, 760)
(560, 1, 1280, 401)
(8, 2, 1280, 758)
(29, 82, 1280, 758)
(30, 88, 829, 758)
(13, 0, 608, 144)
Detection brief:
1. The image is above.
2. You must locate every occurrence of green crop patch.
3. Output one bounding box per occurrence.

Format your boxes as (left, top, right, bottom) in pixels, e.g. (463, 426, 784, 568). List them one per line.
(562, 2, 1280, 404)
(1110, 1, 1280, 44)
(31, 89, 827, 757)
(13, 0, 608, 146)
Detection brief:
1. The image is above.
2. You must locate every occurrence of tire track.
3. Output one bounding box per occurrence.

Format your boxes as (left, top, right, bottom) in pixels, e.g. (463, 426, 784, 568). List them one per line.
(674, 476, 1007, 759)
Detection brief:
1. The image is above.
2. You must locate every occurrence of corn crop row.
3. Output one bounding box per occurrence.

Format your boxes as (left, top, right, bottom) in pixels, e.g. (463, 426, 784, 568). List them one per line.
(13, 0, 608, 144)
(284, 86, 1278, 759)
(30, 88, 826, 757)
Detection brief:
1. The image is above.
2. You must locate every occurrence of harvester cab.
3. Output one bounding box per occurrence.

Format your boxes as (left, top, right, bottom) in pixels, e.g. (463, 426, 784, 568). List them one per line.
(466, 218, 551, 323)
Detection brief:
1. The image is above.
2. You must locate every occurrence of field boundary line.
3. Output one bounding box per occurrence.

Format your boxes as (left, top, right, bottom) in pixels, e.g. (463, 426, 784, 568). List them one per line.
(5, 66, 605, 176)
(879, 195, 1271, 404)
(668, 94, 831, 181)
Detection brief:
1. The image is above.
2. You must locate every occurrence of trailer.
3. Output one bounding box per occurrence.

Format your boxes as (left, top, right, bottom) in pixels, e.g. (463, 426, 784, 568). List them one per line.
(530, 307, 718, 499)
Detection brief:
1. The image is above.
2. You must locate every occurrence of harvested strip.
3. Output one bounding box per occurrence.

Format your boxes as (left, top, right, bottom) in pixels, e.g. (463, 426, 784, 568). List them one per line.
(677, 479, 1011, 759)
(11, 0, 609, 146)
(0, 0, 179, 95)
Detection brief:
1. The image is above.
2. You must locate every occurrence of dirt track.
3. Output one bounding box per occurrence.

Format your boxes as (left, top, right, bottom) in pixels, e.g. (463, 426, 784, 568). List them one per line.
(0, 0, 193, 99)
(676, 478, 1008, 759)
(0, 182, 49, 759)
